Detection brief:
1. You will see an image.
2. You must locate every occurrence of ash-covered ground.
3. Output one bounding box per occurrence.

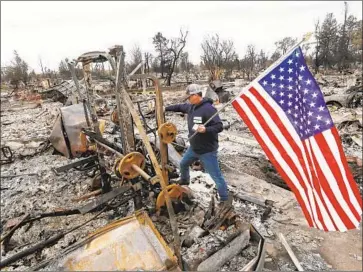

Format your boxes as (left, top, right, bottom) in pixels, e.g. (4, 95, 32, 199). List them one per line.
(1, 74, 362, 271)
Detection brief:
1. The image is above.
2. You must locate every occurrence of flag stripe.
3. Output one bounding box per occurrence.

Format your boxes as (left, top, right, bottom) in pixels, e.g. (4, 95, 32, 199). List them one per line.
(315, 132, 361, 222)
(249, 83, 361, 230)
(307, 138, 353, 230)
(330, 128, 363, 209)
(245, 83, 360, 230)
(309, 137, 359, 229)
(247, 86, 337, 229)
(302, 140, 342, 231)
(243, 88, 324, 229)
(231, 47, 362, 231)
(232, 98, 315, 227)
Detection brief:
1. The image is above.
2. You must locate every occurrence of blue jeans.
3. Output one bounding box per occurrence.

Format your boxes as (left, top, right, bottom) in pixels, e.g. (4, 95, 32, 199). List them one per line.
(180, 147, 229, 201)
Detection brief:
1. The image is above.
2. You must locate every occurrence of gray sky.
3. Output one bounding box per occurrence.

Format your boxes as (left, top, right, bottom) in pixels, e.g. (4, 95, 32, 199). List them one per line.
(1, 1, 362, 72)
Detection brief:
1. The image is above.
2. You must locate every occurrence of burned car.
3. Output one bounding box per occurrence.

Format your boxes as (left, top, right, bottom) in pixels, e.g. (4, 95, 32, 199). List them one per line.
(324, 84, 363, 109)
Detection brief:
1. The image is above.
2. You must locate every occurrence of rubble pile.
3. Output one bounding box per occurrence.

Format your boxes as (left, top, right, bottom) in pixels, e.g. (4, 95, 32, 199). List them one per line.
(1, 100, 62, 158)
(1, 90, 266, 271)
(1, 70, 362, 271)
(152, 171, 264, 271)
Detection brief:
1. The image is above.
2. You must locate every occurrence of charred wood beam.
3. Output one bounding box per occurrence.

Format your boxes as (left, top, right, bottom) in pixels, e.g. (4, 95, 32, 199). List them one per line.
(0, 214, 30, 244)
(196, 229, 250, 271)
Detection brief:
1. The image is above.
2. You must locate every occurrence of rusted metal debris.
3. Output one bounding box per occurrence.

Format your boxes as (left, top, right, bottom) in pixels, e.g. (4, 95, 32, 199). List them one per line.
(43, 44, 187, 269)
(46, 211, 179, 271)
(52, 155, 99, 175)
(324, 84, 362, 109)
(49, 103, 100, 158)
(77, 51, 112, 65)
(40, 80, 82, 104)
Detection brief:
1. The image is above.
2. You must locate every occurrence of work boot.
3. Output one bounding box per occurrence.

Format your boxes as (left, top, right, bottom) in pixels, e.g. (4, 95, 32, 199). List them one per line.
(218, 192, 233, 210)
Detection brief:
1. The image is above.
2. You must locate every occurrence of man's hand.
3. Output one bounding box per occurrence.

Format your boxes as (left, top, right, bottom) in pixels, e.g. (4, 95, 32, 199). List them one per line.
(197, 125, 206, 133)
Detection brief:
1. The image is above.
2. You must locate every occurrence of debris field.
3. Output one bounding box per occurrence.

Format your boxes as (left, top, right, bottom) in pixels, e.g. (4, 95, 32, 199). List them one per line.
(1, 69, 362, 271)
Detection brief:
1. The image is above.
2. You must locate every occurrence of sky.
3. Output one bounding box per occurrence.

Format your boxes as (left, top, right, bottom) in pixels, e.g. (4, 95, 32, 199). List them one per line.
(1, 1, 362, 72)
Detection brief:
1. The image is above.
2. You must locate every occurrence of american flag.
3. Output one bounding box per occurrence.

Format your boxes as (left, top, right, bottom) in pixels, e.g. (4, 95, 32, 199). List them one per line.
(232, 46, 362, 231)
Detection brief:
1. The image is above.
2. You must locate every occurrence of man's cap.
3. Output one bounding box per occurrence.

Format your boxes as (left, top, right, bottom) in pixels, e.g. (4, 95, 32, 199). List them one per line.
(182, 84, 203, 101)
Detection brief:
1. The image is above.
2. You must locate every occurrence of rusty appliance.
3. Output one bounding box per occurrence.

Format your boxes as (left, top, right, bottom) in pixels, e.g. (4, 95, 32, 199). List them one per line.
(46, 210, 180, 271)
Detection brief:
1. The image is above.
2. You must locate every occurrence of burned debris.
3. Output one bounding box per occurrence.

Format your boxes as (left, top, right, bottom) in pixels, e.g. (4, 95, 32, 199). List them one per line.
(1, 41, 362, 272)
(0, 44, 266, 271)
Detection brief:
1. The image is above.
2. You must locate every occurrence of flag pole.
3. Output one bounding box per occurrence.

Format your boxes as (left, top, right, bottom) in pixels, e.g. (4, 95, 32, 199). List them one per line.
(186, 32, 313, 143)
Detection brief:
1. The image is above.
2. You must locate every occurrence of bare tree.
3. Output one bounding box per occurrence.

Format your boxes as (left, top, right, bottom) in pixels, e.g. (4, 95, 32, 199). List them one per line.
(350, 18, 362, 64)
(164, 29, 188, 86)
(38, 56, 45, 77)
(257, 49, 268, 71)
(144, 52, 153, 73)
(274, 37, 297, 56)
(129, 44, 143, 73)
(313, 19, 322, 74)
(224, 57, 239, 79)
(151, 58, 161, 74)
(179, 52, 191, 73)
(239, 57, 249, 79)
(335, 3, 362, 70)
(301, 43, 313, 66)
(153, 32, 170, 78)
(270, 51, 281, 62)
(317, 13, 339, 69)
(29, 69, 37, 83)
(4, 50, 29, 89)
(201, 34, 237, 80)
(59, 60, 71, 79)
(58, 60, 83, 80)
(245, 44, 257, 80)
(336, 1, 349, 71)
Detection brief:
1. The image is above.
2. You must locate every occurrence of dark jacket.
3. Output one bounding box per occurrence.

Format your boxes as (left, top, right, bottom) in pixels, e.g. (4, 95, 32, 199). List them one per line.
(165, 98, 223, 154)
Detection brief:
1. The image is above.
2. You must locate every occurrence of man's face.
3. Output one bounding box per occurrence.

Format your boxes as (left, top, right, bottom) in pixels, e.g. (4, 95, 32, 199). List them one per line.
(188, 94, 201, 104)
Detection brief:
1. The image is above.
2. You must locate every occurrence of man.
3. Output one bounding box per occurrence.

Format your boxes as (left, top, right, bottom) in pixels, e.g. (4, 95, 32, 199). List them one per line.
(165, 84, 230, 205)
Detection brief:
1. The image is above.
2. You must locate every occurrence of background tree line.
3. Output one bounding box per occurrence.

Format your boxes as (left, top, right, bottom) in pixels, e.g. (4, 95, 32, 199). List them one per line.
(2, 4, 361, 87)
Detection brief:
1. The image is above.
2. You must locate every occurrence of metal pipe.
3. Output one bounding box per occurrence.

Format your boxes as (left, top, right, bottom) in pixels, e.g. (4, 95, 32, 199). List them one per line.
(131, 164, 152, 181)
(94, 139, 153, 182)
(94, 140, 124, 157)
